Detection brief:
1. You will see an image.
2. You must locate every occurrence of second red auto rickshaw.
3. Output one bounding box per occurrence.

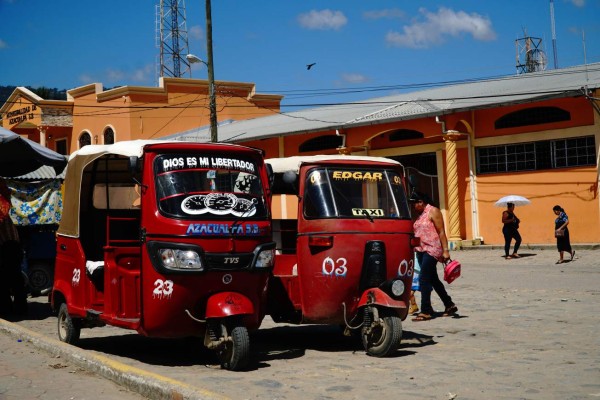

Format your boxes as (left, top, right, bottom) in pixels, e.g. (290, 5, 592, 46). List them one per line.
(266, 155, 416, 357)
(51, 140, 275, 370)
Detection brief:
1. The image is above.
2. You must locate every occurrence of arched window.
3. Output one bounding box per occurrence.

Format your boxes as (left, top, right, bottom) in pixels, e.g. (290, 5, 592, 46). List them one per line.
(103, 127, 115, 144)
(388, 129, 424, 141)
(299, 135, 343, 153)
(79, 131, 91, 148)
(495, 107, 570, 129)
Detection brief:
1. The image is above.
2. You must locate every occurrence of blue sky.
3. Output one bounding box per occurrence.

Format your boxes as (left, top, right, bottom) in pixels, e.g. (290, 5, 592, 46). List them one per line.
(0, 0, 599, 109)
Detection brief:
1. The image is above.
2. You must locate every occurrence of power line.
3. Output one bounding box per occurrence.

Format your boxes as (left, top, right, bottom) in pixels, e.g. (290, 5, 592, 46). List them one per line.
(1, 66, 598, 122)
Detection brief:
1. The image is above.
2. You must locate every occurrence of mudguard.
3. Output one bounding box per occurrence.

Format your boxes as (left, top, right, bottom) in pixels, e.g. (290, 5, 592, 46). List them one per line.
(357, 287, 407, 309)
(205, 292, 255, 318)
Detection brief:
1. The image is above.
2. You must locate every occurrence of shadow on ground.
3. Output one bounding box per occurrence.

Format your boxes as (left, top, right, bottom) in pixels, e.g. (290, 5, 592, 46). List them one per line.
(69, 321, 439, 370)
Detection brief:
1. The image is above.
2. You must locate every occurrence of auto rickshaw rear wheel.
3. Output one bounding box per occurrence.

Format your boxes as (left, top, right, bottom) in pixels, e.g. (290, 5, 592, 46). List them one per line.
(361, 307, 402, 357)
(57, 303, 81, 344)
(27, 263, 53, 297)
(211, 318, 250, 371)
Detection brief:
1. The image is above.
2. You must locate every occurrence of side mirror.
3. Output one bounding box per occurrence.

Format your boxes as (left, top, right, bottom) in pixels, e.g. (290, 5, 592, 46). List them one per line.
(128, 156, 140, 174)
(283, 171, 297, 184)
(408, 174, 418, 187)
(266, 163, 274, 188)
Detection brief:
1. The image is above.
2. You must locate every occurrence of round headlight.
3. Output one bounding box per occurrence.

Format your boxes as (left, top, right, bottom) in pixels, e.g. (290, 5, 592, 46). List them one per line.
(160, 249, 176, 268)
(391, 279, 405, 297)
(175, 250, 202, 269)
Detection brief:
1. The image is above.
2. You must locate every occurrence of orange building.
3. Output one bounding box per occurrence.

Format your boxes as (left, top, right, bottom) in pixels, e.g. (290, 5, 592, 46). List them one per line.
(174, 64, 600, 247)
(0, 77, 283, 154)
(2, 64, 599, 246)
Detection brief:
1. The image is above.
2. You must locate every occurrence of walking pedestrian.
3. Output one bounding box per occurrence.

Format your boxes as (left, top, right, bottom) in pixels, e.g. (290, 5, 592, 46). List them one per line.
(409, 191, 457, 321)
(553, 205, 575, 264)
(502, 202, 522, 259)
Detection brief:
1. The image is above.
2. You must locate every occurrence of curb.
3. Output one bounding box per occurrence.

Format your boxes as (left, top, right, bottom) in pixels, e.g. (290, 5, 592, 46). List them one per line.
(0, 318, 229, 400)
(458, 243, 600, 251)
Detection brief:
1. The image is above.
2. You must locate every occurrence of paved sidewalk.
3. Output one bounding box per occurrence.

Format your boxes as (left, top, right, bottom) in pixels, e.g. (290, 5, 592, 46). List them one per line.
(0, 318, 227, 400)
(0, 330, 146, 400)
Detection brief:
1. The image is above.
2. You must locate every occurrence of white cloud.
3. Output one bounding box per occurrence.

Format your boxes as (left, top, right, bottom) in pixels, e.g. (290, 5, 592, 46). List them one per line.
(78, 74, 95, 84)
(298, 9, 347, 31)
(386, 7, 496, 49)
(189, 25, 204, 40)
(568, 0, 585, 7)
(0, 39, 7, 49)
(363, 9, 405, 20)
(106, 69, 126, 82)
(130, 64, 153, 83)
(341, 73, 369, 84)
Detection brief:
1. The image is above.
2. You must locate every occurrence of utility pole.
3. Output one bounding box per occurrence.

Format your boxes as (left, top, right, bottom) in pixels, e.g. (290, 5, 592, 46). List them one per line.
(206, 0, 218, 142)
(550, 0, 558, 69)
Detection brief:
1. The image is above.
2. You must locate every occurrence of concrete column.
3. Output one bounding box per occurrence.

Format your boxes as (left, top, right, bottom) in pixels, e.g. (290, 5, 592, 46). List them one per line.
(443, 130, 462, 248)
(38, 126, 47, 147)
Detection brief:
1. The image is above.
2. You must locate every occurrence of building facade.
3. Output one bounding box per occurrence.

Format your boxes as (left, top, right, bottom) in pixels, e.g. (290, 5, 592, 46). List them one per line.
(0, 77, 283, 154)
(2, 64, 599, 246)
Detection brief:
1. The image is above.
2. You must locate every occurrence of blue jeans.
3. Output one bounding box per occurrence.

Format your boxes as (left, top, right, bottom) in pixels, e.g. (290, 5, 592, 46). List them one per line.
(415, 251, 454, 315)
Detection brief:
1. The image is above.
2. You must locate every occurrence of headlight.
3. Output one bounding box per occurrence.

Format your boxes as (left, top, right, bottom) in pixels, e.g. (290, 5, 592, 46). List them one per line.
(390, 279, 405, 297)
(159, 248, 204, 271)
(255, 249, 274, 269)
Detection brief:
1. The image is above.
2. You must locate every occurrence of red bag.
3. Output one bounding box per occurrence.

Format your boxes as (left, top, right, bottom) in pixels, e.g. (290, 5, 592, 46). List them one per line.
(0, 195, 10, 222)
(443, 259, 461, 284)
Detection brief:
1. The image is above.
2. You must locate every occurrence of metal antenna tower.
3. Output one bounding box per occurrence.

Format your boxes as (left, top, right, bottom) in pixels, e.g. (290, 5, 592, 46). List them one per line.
(515, 33, 547, 74)
(156, 0, 191, 80)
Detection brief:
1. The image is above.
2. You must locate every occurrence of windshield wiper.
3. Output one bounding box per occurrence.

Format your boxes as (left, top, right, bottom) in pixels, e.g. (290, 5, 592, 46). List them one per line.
(361, 209, 374, 223)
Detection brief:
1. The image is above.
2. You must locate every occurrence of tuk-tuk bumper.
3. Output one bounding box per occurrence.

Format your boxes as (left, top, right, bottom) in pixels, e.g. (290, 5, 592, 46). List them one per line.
(357, 287, 407, 308)
(205, 291, 255, 318)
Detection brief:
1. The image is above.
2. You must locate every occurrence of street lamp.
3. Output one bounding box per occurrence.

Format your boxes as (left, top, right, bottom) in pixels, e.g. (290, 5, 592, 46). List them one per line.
(186, 53, 218, 142)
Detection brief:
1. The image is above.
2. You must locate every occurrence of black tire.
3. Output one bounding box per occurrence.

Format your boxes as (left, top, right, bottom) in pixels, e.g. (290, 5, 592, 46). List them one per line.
(216, 321, 250, 371)
(361, 307, 402, 357)
(27, 264, 53, 296)
(57, 303, 81, 344)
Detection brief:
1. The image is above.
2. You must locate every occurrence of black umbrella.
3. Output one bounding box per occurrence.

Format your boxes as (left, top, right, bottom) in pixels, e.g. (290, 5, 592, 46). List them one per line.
(0, 127, 68, 177)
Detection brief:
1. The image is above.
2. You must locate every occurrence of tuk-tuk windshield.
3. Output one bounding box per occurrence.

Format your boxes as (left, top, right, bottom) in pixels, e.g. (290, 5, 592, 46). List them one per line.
(303, 167, 410, 219)
(155, 154, 267, 219)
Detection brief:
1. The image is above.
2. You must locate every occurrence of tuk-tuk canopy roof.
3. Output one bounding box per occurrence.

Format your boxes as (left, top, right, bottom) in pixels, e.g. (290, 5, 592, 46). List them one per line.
(266, 155, 401, 174)
(59, 140, 168, 238)
(67, 139, 167, 160)
(59, 140, 259, 238)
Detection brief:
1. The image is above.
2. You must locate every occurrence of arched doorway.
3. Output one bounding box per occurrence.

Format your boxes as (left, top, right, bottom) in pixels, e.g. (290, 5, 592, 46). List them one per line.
(390, 153, 439, 207)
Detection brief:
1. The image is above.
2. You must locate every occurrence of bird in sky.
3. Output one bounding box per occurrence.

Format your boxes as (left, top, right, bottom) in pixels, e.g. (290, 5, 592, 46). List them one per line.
(306, 63, 316, 70)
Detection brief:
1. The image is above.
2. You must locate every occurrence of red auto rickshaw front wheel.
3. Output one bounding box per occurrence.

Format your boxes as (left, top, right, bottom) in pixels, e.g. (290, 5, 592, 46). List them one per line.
(211, 318, 250, 371)
(361, 307, 402, 357)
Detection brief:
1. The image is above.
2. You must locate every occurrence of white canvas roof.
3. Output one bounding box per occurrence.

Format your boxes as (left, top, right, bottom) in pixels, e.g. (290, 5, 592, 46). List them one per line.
(266, 155, 401, 174)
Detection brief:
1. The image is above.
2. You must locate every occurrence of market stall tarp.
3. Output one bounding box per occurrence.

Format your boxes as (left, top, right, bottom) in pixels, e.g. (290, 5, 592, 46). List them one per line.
(0, 127, 67, 177)
(7, 179, 63, 225)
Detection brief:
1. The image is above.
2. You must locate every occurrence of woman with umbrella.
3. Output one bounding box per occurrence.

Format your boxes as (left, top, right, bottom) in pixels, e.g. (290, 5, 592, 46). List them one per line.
(502, 202, 521, 259)
(497, 195, 529, 259)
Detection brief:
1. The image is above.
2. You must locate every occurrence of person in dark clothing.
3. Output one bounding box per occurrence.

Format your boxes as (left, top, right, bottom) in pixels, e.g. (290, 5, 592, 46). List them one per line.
(553, 205, 575, 264)
(0, 240, 27, 317)
(502, 202, 522, 259)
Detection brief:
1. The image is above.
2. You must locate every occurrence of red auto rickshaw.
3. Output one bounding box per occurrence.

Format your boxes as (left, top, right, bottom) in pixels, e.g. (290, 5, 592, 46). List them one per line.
(51, 140, 275, 370)
(266, 155, 415, 356)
